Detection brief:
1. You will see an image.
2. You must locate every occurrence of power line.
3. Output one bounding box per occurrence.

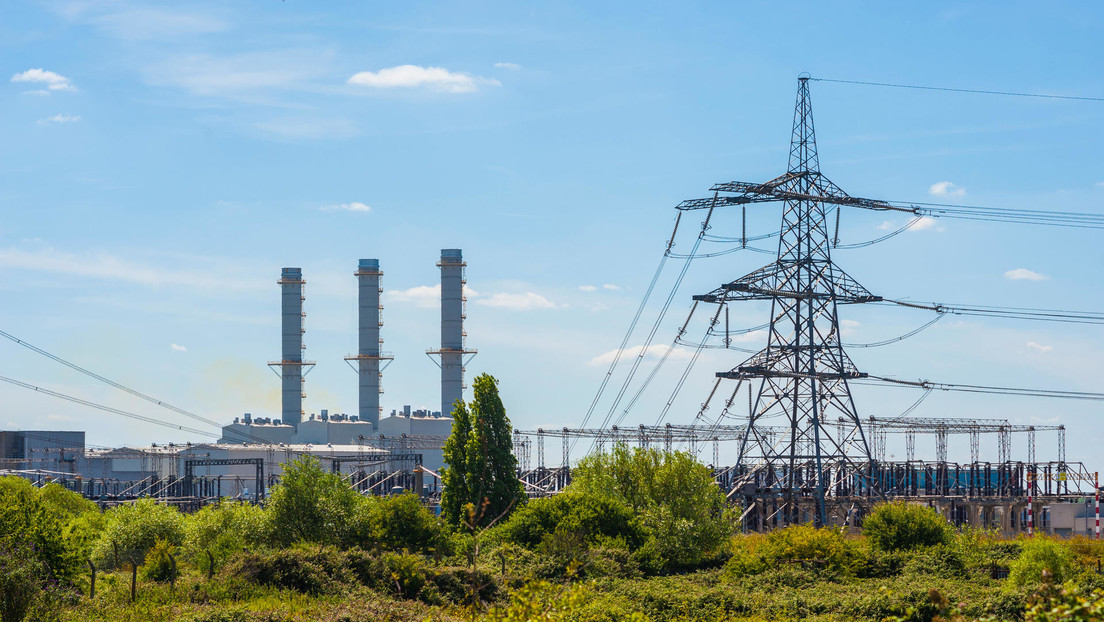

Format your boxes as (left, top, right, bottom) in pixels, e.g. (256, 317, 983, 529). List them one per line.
(0, 328, 265, 444)
(811, 77, 1104, 103)
(862, 375, 1104, 401)
(0, 375, 221, 438)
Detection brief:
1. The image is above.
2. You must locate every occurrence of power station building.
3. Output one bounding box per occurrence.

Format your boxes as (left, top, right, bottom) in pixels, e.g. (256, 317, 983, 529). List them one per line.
(216, 250, 470, 471)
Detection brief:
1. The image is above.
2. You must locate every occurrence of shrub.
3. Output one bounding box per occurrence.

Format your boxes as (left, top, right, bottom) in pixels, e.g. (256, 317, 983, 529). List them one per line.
(345, 493, 450, 554)
(1009, 537, 1074, 588)
(183, 501, 270, 572)
(0, 543, 47, 622)
(569, 445, 734, 570)
(266, 456, 361, 546)
(225, 545, 349, 595)
(725, 524, 862, 578)
(489, 491, 645, 551)
(139, 538, 178, 583)
(91, 497, 185, 569)
(0, 476, 91, 583)
(862, 501, 951, 551)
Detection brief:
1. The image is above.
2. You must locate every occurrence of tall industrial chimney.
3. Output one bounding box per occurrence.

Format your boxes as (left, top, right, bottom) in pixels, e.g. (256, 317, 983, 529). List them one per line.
(270, 267, 314, 429)
(429, 249, 476, 417)
(345, 259, 392, 429)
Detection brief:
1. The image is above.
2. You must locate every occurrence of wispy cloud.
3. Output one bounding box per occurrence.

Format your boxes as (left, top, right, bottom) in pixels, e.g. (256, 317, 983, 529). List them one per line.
(11, 68, 75, 92)
(145, 50, 333, 101)
(578, 285, 598, 292)
(320, 201, 371, 213)
(494, 62, 521, 70)
(38, 114, 81, 125)
(929, 181, 965, 198)
(347, 65, 500, 93)
(911, 216, 945, 232)
(1026, 341, 1052, 353)
(0, 247, 263, 291)
(589, 344, 693, 367)
(171, 343, 187, 352)
(601, 284, 619, 291)
(91, 7, 228, 40)
(475, 292, 555, 310)
(386, 284, 479, 308)
(1005, 268, 1049, 281)
(253, 118, 358, 140)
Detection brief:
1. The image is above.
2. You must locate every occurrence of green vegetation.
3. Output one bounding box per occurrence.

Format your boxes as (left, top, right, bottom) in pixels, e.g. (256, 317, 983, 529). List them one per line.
(441, 373, 526, 529)
(2, 453, 1104, 621)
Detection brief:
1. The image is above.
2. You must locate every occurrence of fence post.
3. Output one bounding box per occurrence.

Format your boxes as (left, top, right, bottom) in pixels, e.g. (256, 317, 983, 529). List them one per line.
(87, 559, 96, 600)
(130, 557, 138, 602)
(206, 550, 215, 581)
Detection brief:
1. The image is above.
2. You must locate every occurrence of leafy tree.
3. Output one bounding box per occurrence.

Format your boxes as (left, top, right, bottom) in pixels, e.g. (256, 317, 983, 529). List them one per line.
(862, 501, 952, 551)
(91, 497, 185, 569)
(0, 476, 92, 583)
(441, 373, 526, 529)
(266, 455, 361, 546)
(183, 501, 270, 572)
(1009, 537, 1074, 588)
(570, 445, 733, 569)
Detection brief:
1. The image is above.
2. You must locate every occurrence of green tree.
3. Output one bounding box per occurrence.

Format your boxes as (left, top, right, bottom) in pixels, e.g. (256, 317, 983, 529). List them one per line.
(266, 455, 361, 546)
(91, 497, 185, 569)
(0, 476, 94, 583)
(441, 373, 526, 529)
(570, 445, 733, 569)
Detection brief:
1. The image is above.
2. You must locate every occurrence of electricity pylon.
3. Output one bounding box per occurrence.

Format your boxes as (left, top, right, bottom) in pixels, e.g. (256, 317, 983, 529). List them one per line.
(688, 76, 881, 526)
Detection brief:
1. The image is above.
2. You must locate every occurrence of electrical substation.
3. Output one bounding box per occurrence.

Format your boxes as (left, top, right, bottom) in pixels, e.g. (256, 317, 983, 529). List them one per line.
(2, 77, 1102, 536)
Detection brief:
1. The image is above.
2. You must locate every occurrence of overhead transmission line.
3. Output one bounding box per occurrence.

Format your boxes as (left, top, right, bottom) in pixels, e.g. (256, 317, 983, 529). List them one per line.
(0, 328, 267, 444)
(860, 375, 1104, 402)
(0, 375, 220, 438)
(811, 77, 1104, 103)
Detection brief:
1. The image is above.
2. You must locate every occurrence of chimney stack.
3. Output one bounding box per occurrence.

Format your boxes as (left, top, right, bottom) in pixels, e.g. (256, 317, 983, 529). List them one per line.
(345, 259, 391, 429)
(430, 249, 476, 417)
(271, 268, 314, 429)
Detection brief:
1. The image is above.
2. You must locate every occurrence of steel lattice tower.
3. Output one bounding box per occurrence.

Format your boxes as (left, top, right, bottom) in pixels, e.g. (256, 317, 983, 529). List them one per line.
(692, 76, 880, 525)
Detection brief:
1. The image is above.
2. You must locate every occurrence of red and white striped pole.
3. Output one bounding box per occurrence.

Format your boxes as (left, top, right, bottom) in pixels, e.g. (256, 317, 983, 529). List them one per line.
(1027, 469, 1034, 536)
(1095, 471, 1099, 540)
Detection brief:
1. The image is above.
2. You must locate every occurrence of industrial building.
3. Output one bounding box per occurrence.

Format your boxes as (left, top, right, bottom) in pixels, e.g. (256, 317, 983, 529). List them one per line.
(2, 250, 473, 501)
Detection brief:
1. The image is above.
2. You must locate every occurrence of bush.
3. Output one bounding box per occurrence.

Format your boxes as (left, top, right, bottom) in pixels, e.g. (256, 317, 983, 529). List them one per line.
(139, 538, 178, 583)
(725, 524, 862, 578)
(91, 497, 185, 569)
(569, 446, 734, 570)
(862, 501, 951, 551)
(488, 491, 645, 551)
(266, 456, 362, 546)
(183, 501, 270, 573)
(0, 543, 47, 622)
(345, 493, 450, 554)
(0, 476, 92, 583)
(225, 545, 349, 595)
(1009, 537, 1074, 588)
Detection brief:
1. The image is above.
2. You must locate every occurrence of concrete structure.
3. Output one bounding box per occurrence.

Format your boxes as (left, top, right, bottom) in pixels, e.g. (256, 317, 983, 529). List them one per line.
(344, 259, 392, 430)
(428, 249, 475, 417)
(273, 267, 311, 429)
(220, 414, 295, 445)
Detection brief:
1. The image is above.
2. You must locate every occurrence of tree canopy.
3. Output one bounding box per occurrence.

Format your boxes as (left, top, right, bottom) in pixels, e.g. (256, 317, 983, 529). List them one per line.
(441, 373, 526, 529)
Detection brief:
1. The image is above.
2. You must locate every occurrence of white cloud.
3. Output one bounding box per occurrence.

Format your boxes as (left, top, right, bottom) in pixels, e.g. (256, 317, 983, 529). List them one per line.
(929, 181, 965, 197)
(11, 68, 75, 92)
(22, 89, 50, 96)
(911, 216, 944, 232)
(146, 50, 331, 100)
(38, 114, 81, 125)
(578, 285, 598, 292)
(877, 221, 894, 231)
(494, 62, 522, 70)
(601, 284, 620, 291)
(321, 201, 371, 212)
(171, 343, 187, 352)
(840, 319, 860, 337)
(589, 344, 694, 367)
(253, 118, 358, 141)
(1004, 268, 1049, 281)
(1026, 341, 1052, 353)
(386, 283, 479, 308)
(0, 247, 263, 291)
(347, 65, 500, 93)
(475, 292, 555, 310)
(589, 302, 608, 312)
(91, 7, 228, 40)
(1096, 182, 1104, 188)
(385, 284, 441, 309)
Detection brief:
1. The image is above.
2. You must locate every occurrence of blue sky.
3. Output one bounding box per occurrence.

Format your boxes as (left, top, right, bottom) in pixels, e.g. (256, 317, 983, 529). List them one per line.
(1, 1, 1102, 471)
